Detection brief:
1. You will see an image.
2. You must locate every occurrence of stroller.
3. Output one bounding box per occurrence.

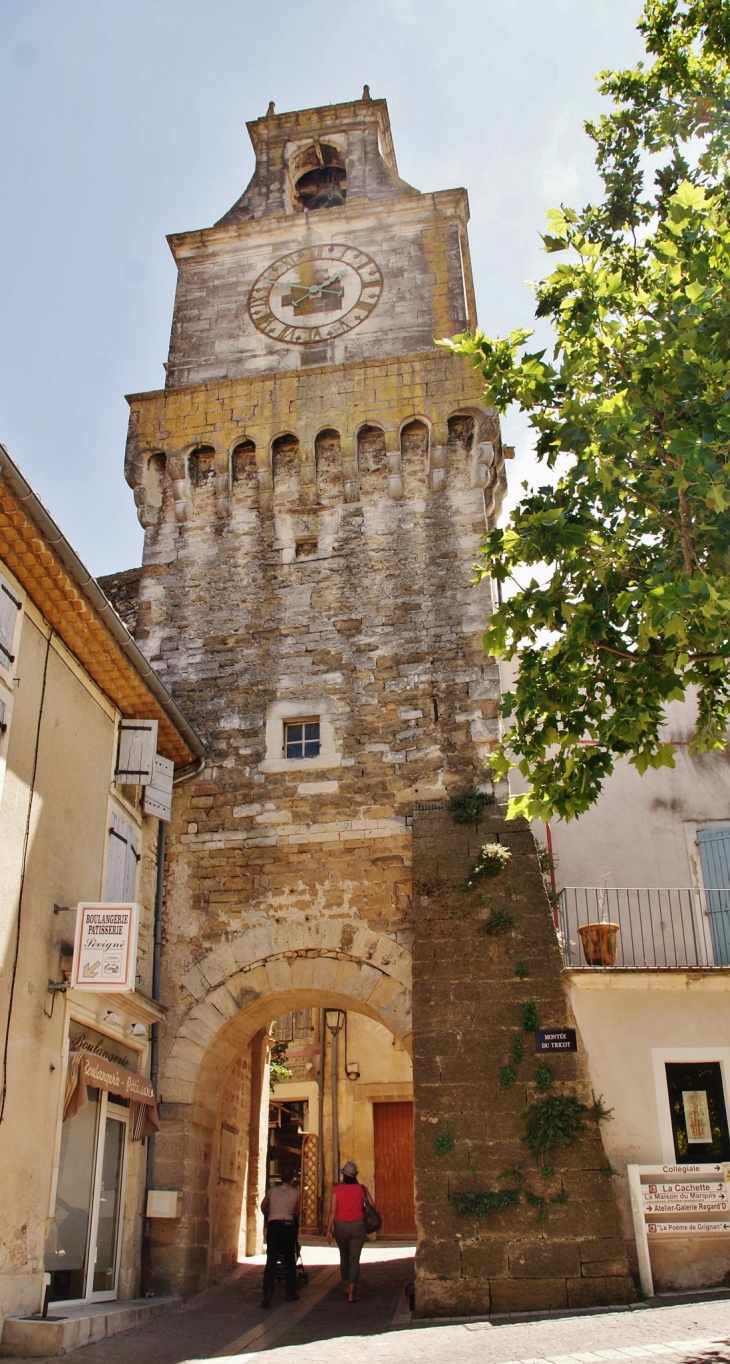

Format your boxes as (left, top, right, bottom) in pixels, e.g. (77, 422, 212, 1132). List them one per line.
(273, 1215, 309, 1290)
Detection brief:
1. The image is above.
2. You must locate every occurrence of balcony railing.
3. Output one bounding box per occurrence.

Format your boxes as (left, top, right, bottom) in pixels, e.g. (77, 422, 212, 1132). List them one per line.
(557, 886, 730, 970)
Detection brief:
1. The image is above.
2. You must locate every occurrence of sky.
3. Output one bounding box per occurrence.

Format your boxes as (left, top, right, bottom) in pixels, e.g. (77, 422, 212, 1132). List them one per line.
(0, 0, 645, 577)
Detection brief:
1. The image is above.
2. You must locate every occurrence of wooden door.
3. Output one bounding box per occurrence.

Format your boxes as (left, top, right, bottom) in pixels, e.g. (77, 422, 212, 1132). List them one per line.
(373, 1101, 416, 1237)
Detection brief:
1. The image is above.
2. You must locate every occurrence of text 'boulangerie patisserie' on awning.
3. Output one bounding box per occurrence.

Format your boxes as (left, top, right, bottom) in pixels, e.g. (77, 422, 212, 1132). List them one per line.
(63, 1050, 159, 1138)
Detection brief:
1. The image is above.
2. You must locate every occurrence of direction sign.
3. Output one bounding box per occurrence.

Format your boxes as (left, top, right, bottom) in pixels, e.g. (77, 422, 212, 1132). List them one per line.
(644, 1199, 729, 1214)
(629, 1162, 730, 1299)
(647, 1222, 730, 1236)
(642, 1182, 730, 1214)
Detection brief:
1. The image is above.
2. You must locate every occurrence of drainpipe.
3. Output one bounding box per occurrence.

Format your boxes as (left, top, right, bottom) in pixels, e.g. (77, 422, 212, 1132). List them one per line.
(141, 753, 203, 1290)
(331, 1027, 340, 1185)
(317, 1009, 325, 1230)
(545, 821, 558, 926)
(141, 818, 166, 1294)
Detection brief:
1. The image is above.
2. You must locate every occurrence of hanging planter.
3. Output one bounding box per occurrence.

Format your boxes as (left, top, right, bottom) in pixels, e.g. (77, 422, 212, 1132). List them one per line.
(578, 921, 620, 966)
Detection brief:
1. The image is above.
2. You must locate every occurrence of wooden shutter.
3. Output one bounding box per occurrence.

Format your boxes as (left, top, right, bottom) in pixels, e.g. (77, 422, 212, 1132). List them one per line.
(697, 827, 730, 966)
(143, 753, 174, 821)
(116, 719, 158, 783)
(107, 813, 140, 901)
(0, 575, 21, 668)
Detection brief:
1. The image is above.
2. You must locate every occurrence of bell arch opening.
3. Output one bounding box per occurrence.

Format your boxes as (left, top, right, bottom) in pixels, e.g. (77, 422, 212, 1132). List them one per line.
(289, 143, 347, 211)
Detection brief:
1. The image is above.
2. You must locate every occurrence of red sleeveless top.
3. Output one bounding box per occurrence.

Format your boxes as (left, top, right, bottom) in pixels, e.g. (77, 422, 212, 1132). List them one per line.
(333, 1182, 365, 1221)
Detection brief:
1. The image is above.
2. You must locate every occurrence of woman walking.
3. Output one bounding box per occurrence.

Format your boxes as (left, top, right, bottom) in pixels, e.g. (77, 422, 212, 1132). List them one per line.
(326, 1160, 372, 1303)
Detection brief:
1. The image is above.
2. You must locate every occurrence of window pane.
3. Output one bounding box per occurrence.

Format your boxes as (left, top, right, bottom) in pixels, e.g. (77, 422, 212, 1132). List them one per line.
(45, 1090, 100, 1301)
(304, 722, 320, 757)
(92, 1115, 126, 1293)
(285, 721, 320, 759)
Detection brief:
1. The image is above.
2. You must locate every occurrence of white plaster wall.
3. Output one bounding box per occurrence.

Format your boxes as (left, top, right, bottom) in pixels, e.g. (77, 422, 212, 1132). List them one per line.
(500, 658, 730, 892)
(0, 587, 158, 1332)
(568, 972, 730, 1290)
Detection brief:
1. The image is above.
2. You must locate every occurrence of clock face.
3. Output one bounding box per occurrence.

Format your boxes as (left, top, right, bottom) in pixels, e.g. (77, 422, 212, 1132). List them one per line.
(249, 244, 383, 344)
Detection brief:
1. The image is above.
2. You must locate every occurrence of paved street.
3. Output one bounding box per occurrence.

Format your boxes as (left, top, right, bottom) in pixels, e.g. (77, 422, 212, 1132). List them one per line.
(6, 1245, 730, 1364)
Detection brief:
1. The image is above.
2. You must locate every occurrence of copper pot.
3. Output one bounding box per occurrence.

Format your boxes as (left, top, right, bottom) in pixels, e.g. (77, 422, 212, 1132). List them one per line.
(578, 921, 620, 966)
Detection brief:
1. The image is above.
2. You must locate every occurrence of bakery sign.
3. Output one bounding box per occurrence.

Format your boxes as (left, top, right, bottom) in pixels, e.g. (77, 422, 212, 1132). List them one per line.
(71, 903, 139, 993)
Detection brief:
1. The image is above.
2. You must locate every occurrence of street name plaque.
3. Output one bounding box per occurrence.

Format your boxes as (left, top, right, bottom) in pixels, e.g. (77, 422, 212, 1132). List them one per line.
(535, 1028, 577, 1053)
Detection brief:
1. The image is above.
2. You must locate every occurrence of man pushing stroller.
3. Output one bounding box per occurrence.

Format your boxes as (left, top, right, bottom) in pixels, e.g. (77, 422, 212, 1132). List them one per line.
(260, 1171, 300, 1308)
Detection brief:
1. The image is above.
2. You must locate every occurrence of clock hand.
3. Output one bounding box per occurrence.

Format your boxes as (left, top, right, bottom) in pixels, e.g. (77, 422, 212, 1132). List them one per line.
(263, 277, 309, 294)
(313, 269, 346, 292)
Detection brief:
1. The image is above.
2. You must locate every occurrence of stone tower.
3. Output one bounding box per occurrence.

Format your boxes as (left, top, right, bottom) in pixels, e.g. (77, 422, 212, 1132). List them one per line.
(119, 94, 633, 1313)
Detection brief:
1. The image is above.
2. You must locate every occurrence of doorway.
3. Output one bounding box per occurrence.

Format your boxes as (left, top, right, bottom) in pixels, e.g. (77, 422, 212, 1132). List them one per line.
(45, 1089, 129, 1303)
(373, 1101, 416, 1237)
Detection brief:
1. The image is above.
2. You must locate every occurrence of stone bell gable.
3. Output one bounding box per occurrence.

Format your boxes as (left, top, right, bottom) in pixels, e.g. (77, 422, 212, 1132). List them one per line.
(163, 92, 476, 387)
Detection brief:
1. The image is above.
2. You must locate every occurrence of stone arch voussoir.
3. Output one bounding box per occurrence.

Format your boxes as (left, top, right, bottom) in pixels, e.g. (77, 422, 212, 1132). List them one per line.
(161, 921, 412, 1104)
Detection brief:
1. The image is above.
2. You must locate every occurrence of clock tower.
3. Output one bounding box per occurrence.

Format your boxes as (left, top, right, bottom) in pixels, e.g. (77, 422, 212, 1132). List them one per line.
(162, 91, 475, 385)
(120, 93, 632, 1317)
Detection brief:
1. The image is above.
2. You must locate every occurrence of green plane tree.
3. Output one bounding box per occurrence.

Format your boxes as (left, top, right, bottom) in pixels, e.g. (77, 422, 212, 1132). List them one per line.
(445, 1, 730, 821)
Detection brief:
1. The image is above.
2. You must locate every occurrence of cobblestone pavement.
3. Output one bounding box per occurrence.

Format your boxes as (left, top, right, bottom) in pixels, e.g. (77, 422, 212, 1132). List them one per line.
(7, 1247, 730, 1364)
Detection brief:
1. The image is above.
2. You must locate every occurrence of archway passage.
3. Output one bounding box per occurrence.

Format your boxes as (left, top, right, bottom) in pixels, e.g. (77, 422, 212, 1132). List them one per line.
(149, 929, 413, 1300)
(269, 1007, 415, 1242)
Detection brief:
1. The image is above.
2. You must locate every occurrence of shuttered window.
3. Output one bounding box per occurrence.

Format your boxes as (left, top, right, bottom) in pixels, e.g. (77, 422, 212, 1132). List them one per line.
(106, 813, 140, 902)
(0, 575, 21, 669)
(697, 827, 730, 966)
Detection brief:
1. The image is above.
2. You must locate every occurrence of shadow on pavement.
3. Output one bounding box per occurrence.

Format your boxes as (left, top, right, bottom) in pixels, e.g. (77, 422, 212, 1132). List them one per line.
(23, 1246, 414, 1364)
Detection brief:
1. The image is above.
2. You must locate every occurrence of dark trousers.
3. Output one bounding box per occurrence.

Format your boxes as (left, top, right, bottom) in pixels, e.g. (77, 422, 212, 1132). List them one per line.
(263, 1220, 297, 1299)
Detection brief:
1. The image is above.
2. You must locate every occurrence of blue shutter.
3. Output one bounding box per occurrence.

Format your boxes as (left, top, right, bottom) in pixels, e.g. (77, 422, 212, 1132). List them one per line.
(107, 814, 140, 902)
(697, 828, 730, 966)
(0, 576, 21, 668)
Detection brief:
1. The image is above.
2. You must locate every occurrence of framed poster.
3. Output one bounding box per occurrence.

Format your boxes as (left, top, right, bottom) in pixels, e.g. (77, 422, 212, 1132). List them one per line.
(71, 903, 139, 993)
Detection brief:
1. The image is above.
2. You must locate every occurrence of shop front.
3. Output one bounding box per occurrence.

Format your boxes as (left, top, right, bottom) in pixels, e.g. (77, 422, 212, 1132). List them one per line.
(45, 1025, 158, 1307)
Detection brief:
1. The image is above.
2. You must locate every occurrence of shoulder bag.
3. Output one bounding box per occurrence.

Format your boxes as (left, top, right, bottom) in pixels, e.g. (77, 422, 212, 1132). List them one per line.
(361, 1184, 382, 1233)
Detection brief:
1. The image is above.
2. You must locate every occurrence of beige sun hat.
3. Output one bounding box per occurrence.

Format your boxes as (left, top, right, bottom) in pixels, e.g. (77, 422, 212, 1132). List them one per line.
(341, 1160, 358, 1177)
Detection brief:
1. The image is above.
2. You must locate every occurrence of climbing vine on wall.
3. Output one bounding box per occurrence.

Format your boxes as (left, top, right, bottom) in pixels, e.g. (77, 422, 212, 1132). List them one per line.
(448, 786, 495, 826)
(450, 1164, 570, 1225)
(434, 1130, 455, 1156)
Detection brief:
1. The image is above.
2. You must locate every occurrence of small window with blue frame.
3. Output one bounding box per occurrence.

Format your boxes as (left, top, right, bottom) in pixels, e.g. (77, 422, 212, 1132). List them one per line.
(285, 719, 321, 760)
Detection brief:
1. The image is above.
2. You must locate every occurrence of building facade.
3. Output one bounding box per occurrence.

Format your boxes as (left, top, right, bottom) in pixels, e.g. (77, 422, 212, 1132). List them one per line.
(106, 92, 636, 1315)
(527, 695, 730, 1295)
(0, 449, 203, 1349)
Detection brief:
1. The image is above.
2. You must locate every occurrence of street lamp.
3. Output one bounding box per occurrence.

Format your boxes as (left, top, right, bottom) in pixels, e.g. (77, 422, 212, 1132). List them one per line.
(324, 1010, 346, 1183)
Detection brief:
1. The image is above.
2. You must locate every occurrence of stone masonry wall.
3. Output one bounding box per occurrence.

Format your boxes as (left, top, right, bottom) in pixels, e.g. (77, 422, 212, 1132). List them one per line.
(412, 806, 635, 1315)
(123, 346, 511, 1296)
(127, 348, 505, 1066)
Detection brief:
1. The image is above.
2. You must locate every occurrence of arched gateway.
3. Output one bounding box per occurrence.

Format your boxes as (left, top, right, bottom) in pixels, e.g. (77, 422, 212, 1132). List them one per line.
(152, 923, 412, 1297)
(114, 93, 635, 1315)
